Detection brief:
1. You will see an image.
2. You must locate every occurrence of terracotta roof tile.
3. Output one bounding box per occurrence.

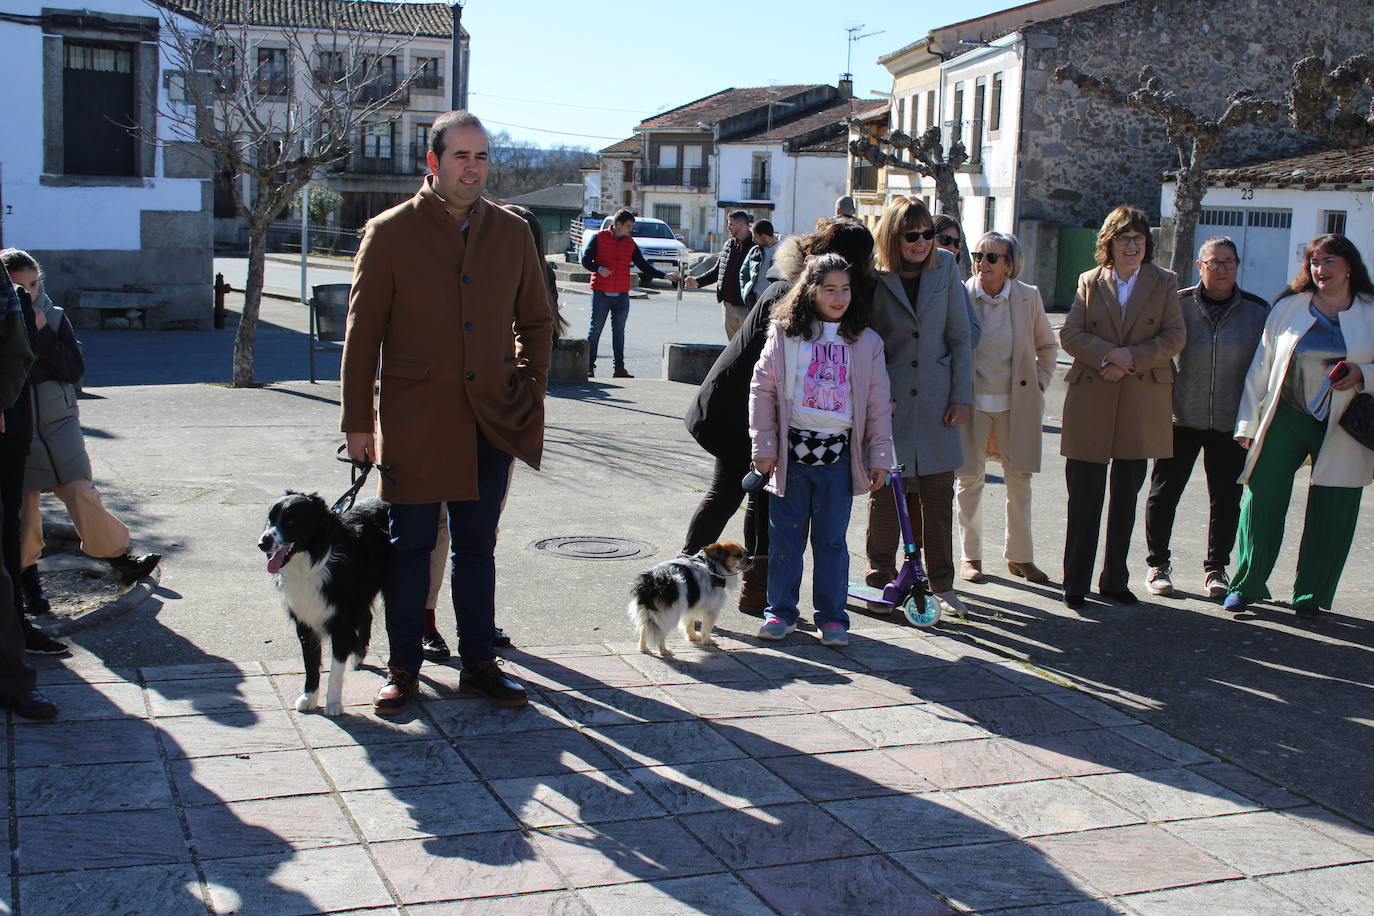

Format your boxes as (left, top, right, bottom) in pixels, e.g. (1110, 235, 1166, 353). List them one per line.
(1203, 146, 1374, 188)
(599, 136, 640, 156)
(727, 98, 887, 144)
(637, 85, 816, 130)
(157, 0, 463, 39)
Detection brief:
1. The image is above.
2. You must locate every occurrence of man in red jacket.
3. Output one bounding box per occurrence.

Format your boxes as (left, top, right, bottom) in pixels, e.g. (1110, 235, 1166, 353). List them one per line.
(580, 209, 678, 378)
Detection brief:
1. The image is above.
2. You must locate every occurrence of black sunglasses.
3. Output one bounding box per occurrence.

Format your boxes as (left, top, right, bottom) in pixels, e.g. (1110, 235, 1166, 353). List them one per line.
(902, 228, 937, 243)
(937, 234, 962, 248)
(971, 251, 1004, 265)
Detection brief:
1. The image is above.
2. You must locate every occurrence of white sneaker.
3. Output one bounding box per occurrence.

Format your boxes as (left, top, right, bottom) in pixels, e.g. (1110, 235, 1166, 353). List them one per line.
(1146, 566, 1174, 597)
(1203, 569, 1230, 601)
(935, 590, 968, 616)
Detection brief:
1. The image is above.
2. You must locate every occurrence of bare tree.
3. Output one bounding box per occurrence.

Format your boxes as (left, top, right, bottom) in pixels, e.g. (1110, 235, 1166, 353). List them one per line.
(153, 1, 420, 386)
(1054, 65, 1284, 278)
(1288, 54, 1374, 149)
(848, 118, 971, 274)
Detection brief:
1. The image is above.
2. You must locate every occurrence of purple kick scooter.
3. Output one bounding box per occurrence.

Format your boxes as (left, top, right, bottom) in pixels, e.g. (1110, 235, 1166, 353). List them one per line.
(848, 462, 942, 627)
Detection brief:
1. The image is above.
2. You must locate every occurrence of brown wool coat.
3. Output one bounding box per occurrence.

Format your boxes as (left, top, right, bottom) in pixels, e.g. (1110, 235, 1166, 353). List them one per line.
(340, 178, 554, 504)
(1059, 263, 1185, 464)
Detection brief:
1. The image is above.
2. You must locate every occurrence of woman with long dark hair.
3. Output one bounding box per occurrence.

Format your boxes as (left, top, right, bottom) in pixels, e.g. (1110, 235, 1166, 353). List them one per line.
(1226, 234, 1374, 618)
(682, 221, 876, 611)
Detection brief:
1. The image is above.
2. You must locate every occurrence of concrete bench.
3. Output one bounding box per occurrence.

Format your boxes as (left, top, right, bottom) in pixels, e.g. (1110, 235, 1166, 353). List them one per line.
(663, 343, 725, 385)
(68, 291, 153, 330)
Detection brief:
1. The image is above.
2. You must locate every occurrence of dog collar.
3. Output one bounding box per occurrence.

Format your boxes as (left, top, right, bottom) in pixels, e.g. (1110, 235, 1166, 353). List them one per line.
(692, 551, 731, 588)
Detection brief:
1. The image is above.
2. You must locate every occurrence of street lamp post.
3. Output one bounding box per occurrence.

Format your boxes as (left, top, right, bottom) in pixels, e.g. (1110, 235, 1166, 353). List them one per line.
(450, 1, 466, 111)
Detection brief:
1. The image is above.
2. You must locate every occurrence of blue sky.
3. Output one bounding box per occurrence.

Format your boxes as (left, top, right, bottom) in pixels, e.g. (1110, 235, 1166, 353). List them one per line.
(453, 0, 1013, 148)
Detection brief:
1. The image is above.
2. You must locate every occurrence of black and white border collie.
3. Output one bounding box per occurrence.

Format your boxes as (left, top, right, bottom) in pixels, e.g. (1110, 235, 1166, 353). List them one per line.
(259, 491, 390, 715)
(628, 541, 751, 655)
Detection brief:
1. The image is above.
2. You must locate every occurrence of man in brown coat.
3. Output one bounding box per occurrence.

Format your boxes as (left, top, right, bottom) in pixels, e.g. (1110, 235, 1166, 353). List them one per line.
(341, 111, 553, 713)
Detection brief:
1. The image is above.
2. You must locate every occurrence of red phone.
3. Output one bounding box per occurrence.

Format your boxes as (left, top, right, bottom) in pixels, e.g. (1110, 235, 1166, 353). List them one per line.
(1328, 360, 1354, 383)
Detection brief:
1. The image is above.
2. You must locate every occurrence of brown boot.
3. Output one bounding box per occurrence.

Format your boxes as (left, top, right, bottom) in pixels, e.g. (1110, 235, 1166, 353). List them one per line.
(738, 557, 768, 612)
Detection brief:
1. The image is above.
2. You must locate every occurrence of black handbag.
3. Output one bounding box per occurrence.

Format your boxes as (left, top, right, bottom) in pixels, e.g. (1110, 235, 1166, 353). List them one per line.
(1338, 392, 1374, 451)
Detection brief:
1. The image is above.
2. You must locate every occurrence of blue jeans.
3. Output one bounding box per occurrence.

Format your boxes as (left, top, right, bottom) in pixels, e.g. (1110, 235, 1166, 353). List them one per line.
(383, 428, 513, 672)
(587, 291, 630, 372)
(766, 452, 852, 629)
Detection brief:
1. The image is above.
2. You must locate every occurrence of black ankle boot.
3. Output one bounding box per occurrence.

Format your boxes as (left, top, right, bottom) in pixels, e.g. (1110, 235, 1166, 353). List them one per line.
(20, 566, 50, 615)
(106, 552, 162, 585)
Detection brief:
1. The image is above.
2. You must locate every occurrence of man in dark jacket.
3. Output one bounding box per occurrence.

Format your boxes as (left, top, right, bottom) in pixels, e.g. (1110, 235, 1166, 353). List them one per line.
(580, 209, 678, 378)
(0, 260, 53, 719)
(1144, 237, 1269, 600)
(685, 210, 753, 340)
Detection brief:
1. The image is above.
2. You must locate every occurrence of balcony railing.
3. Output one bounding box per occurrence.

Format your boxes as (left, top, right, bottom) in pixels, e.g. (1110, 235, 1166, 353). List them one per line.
(944, 119, 985, 167)
(355, 78, 409, 106)
(640, 165, 709, 188)
(332, 148, 425, 176)
(411, 70, 443, 92)
(740, 178, 770, 200)
(851, 162, 878, 193)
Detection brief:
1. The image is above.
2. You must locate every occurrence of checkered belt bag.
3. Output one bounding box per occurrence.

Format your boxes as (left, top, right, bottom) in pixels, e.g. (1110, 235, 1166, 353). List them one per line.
(788, 428, 849, 466)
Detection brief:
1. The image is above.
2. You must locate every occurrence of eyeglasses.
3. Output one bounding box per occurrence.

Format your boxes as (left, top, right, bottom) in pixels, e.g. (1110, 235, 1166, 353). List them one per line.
(1201, 258, 1239, 269)
(971, 251, 1004, 265)
(902, 228, 937, 243)
(937, 234, 962, 248)
(1112, 234, 1148, 247)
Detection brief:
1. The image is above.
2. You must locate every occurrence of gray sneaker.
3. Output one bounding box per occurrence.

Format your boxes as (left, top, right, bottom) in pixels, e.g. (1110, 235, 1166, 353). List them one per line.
(1146, 566, 1174, 597)
(1204, 569, 1230, 601)
(819, 623, 849, 647)
(757, 615, 797, 640)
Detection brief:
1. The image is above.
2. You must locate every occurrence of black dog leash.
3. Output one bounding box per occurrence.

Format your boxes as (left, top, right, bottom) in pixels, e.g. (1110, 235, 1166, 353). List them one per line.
(331, 444, 396, 514)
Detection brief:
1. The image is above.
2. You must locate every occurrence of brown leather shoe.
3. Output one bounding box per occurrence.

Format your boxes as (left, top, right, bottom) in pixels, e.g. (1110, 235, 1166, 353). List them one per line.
(1007, 561, 1050, 584)
(372, 667, 418, 716)
(459, 660, 528, 707)
(864, 567, 897, 589)
(960, 560, 985, 583)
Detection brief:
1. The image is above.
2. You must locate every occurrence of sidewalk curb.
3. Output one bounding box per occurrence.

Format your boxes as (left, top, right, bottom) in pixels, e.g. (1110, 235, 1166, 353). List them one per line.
(36, 567, 162, 637)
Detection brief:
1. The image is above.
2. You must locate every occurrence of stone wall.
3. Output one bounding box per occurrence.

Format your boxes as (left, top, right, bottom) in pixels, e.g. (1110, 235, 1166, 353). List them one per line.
(1016, 0, 1374, 229)
(33, 199, 214, 330)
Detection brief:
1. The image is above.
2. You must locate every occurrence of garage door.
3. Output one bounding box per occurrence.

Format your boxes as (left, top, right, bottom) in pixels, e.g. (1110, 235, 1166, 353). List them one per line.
(1197, 208, 1294, 303)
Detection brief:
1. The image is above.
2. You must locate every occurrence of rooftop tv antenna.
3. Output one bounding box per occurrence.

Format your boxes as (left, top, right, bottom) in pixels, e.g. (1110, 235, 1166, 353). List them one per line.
(844, 25, 885, 82)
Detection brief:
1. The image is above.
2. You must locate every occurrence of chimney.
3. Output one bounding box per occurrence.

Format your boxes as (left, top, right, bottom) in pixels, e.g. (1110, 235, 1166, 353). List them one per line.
(838, 76, 854, 99)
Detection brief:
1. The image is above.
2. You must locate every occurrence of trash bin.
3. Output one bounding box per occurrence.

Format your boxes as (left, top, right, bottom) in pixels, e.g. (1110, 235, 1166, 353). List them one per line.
(311, 284, 351, 342)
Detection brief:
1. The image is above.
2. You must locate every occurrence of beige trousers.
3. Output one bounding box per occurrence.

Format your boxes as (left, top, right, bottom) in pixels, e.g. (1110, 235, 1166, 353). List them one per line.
(723, 304, 750, 341)
(22, 480, 131, 568)
(955, 409, 1035, 564)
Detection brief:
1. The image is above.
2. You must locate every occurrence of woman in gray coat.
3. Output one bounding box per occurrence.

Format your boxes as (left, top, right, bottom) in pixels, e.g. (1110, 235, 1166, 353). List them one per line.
(865, 198, 976, 615)
(0, 250, 160, 612)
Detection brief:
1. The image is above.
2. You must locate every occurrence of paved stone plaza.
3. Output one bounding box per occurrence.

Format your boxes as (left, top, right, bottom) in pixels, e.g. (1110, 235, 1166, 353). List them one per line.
(12, 626, 1373, 915)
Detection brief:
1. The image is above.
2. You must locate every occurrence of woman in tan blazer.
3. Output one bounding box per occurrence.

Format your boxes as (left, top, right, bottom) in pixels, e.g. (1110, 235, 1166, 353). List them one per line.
(1059, 206, 1185, 608)
(956, 232, 1058, 585)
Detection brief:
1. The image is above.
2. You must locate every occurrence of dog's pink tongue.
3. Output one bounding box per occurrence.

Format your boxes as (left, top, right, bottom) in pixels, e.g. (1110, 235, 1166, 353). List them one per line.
(267, 547, 290, 575)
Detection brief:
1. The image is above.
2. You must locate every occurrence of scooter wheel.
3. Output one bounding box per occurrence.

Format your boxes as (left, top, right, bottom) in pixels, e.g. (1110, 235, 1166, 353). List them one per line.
(902, 593, 942, 628)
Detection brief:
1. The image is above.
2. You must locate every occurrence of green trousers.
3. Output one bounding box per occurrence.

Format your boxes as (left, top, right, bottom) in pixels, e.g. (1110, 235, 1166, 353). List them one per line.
(1231, 401, 1363, 609)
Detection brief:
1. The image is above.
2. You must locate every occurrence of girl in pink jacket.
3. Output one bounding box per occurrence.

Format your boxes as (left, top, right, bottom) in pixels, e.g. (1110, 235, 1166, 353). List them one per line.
(749, 254, 894, 647)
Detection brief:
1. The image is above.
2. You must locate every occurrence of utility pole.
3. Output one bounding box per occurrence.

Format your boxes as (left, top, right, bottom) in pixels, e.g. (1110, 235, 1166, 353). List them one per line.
(450, 1, 466, 110)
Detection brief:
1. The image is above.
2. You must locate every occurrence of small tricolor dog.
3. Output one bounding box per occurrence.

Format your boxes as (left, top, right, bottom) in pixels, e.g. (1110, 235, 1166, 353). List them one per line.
(259, 491, 390, 715)
(628, 541, 751, 654)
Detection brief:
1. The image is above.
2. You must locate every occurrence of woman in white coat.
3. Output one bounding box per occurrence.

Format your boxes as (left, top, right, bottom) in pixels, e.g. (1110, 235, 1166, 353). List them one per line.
(1226, 234, 1374, 617)
(956, 232, 1058, 585)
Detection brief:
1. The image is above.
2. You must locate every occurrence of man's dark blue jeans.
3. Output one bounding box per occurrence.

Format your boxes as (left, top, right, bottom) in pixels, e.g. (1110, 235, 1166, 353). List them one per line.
(587, 290, 630, 373)
(383, 428, 513, 673)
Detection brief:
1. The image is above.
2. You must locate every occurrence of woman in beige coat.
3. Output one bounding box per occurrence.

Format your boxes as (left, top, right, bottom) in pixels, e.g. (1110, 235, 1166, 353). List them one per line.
(1059, 206, 1185, 608)
(956, 232, 1058, 585)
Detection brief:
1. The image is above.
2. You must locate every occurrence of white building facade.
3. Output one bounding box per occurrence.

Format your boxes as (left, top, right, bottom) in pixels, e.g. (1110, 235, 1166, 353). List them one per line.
(1, 0, 213, 327)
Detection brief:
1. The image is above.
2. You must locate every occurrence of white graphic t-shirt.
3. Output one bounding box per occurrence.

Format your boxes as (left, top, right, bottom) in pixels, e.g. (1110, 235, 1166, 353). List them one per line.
(790, 321, 853, 434)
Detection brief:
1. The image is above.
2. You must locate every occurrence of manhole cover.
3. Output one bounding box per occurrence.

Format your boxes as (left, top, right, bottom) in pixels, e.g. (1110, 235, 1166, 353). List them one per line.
(529, 536, 657, 561)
